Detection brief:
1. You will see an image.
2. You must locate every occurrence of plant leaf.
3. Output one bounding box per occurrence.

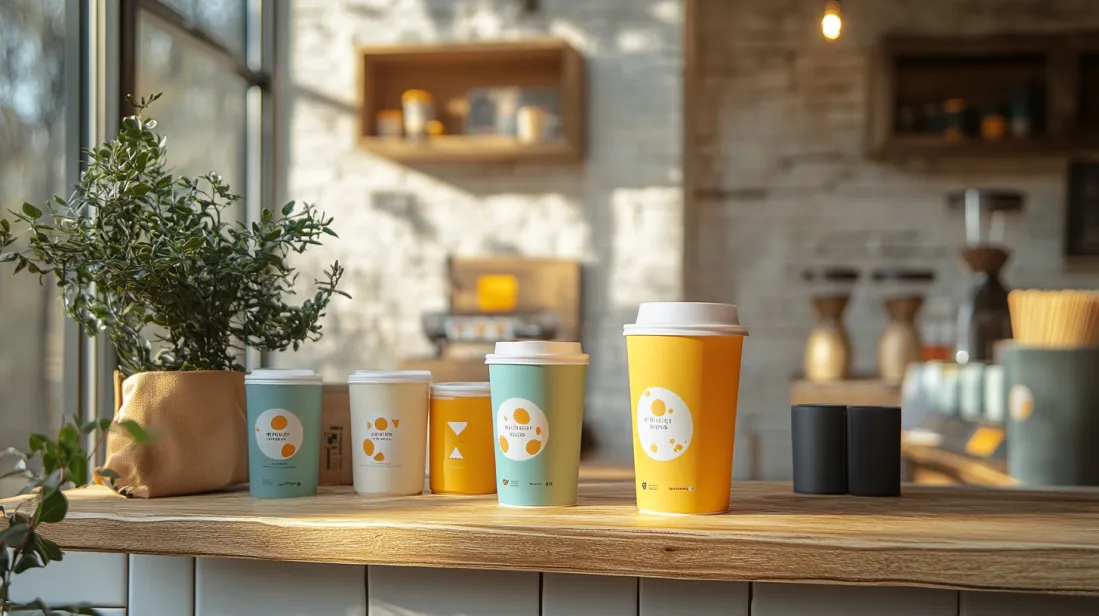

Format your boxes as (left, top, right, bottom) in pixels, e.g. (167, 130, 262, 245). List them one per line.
(37, 535, 63, 563)
(116, 419, 151, 444)
(13, 551, 42, 573)
(22, 202, 42, 218)
(0, 522, 29, 546)
(67, 454, 89, 487)
(37, 489, 68, 524)
(28, 433, 49, 452)
(95, 467, 120, 480)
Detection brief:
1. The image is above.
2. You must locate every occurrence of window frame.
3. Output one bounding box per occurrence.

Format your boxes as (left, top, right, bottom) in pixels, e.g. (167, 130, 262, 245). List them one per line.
(82, 0, 279, 450)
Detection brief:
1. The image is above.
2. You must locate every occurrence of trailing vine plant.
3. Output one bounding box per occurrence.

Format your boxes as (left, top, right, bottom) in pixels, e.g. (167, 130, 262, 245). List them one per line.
(1, 418, 149, 615)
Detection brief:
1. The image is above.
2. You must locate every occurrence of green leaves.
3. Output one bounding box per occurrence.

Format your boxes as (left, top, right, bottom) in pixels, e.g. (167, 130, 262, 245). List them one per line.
(36, 490, 68, 524)
(22, 202, 42, 219)
(1, 523, 29, 547)
(116, 419, 151, 445)
(33, 534, 63, 564)
(13, 552, 41, 574)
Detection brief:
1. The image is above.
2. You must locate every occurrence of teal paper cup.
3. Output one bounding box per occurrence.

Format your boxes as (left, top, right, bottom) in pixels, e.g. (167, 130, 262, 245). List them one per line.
(245, 369, 323, 498)
(486, 341, 589, 507)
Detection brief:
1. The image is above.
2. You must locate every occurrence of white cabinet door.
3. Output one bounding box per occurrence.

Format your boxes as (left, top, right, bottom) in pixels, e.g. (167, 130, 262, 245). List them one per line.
(129, 555, 194, 616)
(753, 583, 958, 616)
(542, 573, 637, 616)
(195, 558, 365, 616)
(9, 551, 127, 607)
(640, 578, 749, 616)
(962, 591, 1099, 616)
(369, 566, 539, 616)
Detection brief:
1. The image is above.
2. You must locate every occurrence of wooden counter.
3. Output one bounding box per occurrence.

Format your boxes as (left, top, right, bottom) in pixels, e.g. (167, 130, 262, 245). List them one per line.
(7, 470, 1099, 597)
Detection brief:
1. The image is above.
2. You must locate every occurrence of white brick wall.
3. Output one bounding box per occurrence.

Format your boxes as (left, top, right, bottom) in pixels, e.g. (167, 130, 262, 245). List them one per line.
(692, 0, 1099, 479)
(276, 0, 684, 461)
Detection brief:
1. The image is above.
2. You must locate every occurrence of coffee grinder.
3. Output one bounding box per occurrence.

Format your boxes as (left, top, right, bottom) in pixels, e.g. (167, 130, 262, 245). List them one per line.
(947, 189, 1023, 363)
(802, 267, 860, 382)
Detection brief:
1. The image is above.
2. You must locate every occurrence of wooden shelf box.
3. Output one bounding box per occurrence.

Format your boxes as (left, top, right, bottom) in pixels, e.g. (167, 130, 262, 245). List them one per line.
(868, 32, 1099, 159)
(358, 39, 586, 164)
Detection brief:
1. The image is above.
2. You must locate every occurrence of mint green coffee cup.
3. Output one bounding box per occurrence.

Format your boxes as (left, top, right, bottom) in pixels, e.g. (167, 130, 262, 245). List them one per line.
(245, 369, 323, 498)
(486, 341, 588, 507)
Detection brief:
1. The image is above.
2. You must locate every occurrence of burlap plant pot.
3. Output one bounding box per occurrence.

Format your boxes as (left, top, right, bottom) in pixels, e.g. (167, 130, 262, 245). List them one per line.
(104, 370, 249, 498)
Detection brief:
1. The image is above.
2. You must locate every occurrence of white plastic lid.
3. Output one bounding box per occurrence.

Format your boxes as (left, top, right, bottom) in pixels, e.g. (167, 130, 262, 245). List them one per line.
(347, 370, 432, 384)
(245, 369, 323, 385)
(431, 382, 491, 398)
(484, 341, 589, 366)
(623, 302, 749, 337)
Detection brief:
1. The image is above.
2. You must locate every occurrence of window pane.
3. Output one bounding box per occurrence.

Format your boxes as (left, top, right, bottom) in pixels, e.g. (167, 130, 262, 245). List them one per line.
(137, 11, 248, 215)
(157, 0, 246, 58)
(0, 0, 67, 452)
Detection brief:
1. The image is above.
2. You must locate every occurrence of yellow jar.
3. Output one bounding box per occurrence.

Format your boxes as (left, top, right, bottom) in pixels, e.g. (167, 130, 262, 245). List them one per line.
(429, 382, 496, 494)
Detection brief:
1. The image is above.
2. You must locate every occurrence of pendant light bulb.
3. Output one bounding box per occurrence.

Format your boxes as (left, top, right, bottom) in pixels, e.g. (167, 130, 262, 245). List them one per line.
(822, 0, 842, 41)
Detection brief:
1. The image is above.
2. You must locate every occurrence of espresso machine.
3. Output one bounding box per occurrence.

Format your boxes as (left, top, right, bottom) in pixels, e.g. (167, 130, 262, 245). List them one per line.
(947, 189, 1023, 363)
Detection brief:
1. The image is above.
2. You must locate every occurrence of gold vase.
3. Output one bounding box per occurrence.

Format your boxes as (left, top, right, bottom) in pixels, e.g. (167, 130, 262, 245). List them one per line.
(878, 295, 924, 382)
(805, 296, 851, 382)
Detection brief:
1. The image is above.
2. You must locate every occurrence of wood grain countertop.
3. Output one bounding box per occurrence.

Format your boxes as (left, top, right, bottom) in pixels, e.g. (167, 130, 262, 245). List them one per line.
(4, 467, 1099, 595)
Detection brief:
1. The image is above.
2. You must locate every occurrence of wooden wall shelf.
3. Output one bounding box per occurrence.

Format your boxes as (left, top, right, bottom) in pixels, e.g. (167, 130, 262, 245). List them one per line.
(359, 39, 586, 164)
(360, 136, 575, 164)
(869, 32, 1099, 159)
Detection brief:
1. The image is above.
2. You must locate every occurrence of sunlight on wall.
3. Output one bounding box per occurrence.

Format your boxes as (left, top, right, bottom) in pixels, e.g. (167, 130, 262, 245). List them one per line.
(609, 187, 683, 310)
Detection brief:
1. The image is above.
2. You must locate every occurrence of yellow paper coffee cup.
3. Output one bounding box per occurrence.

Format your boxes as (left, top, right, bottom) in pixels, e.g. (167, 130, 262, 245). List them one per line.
(624, 302, 748, 515)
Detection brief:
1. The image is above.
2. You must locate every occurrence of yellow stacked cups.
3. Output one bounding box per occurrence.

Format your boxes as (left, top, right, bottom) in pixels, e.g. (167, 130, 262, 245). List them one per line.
(429, 382, 496, 495)
(624, 303, 749, 515)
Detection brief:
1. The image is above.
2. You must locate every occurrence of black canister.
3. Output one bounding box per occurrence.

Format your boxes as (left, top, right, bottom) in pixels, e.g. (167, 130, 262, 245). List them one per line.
(846, 406, 902, 497)
(791, 404, 848, 495)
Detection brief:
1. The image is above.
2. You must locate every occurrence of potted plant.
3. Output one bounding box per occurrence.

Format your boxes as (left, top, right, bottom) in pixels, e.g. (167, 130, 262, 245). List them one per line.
(0, 93, 348, 497)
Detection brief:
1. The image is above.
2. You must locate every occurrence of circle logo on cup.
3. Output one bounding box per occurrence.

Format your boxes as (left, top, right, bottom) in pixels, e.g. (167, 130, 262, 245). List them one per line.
(1009, 384, 1035, 422)
(363, 415, 402, 464)
(637, 387, 693, 462)
(255, 408, 303, 460)
(496, 398, 549, 461)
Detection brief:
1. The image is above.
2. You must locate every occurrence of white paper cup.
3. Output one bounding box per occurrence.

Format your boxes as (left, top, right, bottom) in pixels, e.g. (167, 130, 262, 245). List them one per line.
(347, 370, 431, 495)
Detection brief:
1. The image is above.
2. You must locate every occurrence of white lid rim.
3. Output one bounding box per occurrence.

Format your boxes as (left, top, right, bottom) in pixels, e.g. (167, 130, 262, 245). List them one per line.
(623, 325, 749, 337)
(485, 355, 590, 366)
(431, 382, 491, 397)
(347, 370, 432, 384)
(628, 302, 746, 336)
(245, 377, 324, 385)
(486, 341, 588, 366)
(246, 369, 323, 385)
